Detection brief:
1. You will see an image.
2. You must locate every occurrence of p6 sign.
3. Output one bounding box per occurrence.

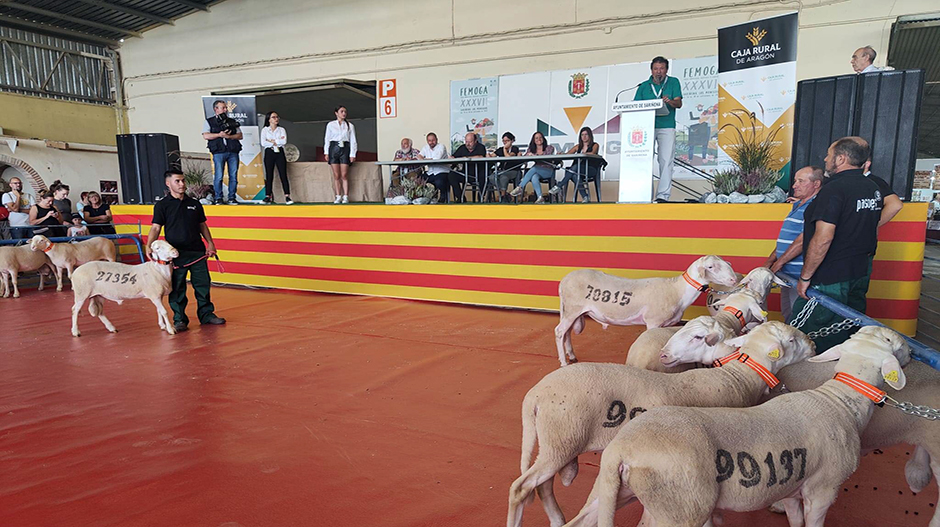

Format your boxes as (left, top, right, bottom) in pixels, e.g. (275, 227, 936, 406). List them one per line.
(379, 79, 397, 119)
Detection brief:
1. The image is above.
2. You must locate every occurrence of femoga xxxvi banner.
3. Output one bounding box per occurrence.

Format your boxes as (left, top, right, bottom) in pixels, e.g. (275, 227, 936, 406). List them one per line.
(717, 12, 798, 185)
(201, 95, 263, 202)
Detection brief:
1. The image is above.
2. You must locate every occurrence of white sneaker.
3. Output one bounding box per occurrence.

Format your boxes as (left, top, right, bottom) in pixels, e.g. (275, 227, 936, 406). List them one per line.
(341, 195, 349, 204)
(334, 195, 342, 204)
(285, 198, 294, 205)
(549, 185, 561, 195)
(510, 187, 523, 197)
(535, 196, 546, 204)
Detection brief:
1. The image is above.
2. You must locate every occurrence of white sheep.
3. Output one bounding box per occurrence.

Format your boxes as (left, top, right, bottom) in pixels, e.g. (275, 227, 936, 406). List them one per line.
(770, 349, 940, 527)
(705, 266, 784, 316)
(30, 234, 117, 291)
(70, 240, 179, 337)
(626, 289, 768, 373)
(563, 325, 910, 527)
(554, 255, 738, 367)
(507, 321, 813, 527)
(0, 245, 57, 298)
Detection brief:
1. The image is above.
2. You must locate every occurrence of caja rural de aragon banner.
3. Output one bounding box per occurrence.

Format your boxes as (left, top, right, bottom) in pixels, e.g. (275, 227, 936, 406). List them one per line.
(201, 95, 263, 202)
(717, 12, 798, 187)
(450, 78, 499, 153)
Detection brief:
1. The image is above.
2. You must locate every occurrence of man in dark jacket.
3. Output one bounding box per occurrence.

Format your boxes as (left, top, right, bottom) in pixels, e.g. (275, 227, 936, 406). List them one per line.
(201, 100, 243, 205)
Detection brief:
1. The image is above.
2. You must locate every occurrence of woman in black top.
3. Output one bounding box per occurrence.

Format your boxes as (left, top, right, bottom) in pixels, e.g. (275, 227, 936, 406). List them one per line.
(83, 191, 116, 235)
(28, 190, 66, 237)
(488, 132, 523, 202)
(550, 126, 601, 202)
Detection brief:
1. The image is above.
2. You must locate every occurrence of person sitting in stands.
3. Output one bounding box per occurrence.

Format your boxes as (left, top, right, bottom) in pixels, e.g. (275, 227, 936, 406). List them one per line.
(550, 126, 600, 202)
(510, 131, 556, 203)
(452, 132, 488, 202)
(489, 132, 522, 203)
(67, 213, 89, 237)
(83, 191, 116, 235)
(393, 138, 423, 182)
(76, 191, 89, 216)
(29, 189, 66, 238)
(417, 132, 451, 202)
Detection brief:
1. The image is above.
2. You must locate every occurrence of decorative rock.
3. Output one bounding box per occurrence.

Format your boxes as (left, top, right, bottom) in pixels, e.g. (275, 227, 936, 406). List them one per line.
(703, 192, 717, 203)
(386, 196, 411, 205)
(728, 192, 749, 204)
(716, 194, 730, 204)
(764, 187, 788, 203)
(412, 197, 431, 205)
(747, 194, 765, 203)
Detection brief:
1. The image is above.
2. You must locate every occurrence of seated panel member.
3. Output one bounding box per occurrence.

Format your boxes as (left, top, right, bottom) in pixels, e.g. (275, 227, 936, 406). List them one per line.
(489, 132, 522, 203)
(417, 132, 451, 202)
(393, 138, 423, 182)
(550, 126, 600, 202)
(510, 131, 556, 204)
(452, 132, 488, 202)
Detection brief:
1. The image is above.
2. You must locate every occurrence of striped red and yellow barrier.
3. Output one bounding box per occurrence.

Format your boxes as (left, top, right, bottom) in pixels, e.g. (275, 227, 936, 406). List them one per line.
(113, 202, 927, 335)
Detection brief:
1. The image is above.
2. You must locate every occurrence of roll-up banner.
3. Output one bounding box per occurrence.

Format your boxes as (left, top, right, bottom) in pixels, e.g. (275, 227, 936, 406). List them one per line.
(717, 12, 798, 186)
(450, 78, 499, 153)
(201, 96, 263, 202)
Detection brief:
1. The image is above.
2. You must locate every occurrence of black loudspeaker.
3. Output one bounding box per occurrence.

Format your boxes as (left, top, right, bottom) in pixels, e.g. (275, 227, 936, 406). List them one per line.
(790, 69, 924, 200)
(116, 133, 181, 204)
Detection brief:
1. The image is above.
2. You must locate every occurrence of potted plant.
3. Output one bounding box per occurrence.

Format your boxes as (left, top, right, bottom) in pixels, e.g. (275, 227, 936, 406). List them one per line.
(705, 107, 787, 204)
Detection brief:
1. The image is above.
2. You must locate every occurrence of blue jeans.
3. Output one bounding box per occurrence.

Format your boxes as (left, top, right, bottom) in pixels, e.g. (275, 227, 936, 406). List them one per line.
(556, 164, 596, 201)
(212, 152, 239, 202)
(518, 166, 554, 198)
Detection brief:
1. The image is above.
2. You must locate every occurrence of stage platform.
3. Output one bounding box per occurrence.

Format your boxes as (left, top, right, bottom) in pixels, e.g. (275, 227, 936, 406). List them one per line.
(114, 202, 927, 335)
(0, 287, 935, 526)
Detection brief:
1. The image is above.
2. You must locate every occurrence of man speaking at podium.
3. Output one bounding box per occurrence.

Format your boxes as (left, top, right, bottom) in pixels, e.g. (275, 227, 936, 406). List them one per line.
(634, 56, 683, 202)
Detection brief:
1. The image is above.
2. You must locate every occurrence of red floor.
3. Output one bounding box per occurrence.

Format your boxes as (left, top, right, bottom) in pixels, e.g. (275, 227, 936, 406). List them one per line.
(0, 287, 935, 527)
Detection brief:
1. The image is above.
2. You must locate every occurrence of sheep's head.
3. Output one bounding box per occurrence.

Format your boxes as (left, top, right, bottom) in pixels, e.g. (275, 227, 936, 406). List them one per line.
(29, 235, 51, 252)
(738, 267, 786, 300)
(809, 326, 910, 390)
(660, 316, 731, 367)
(724, 321, 815, 374)
(150, 240, 179, 262)
(696, 255, 737, 288)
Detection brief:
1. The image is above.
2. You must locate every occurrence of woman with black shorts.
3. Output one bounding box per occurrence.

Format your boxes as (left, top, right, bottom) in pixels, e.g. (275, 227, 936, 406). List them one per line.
(324, 105, 358, 204)
(261, 111, 292, 204)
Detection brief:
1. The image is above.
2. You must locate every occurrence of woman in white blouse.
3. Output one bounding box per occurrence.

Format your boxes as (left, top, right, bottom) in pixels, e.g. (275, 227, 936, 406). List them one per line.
(261, 111, 292, 204)
(323, 105, 357, 204)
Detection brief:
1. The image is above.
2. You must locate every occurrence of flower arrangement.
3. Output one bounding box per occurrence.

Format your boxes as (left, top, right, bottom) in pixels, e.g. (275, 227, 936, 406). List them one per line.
(708, 105, 785, 201)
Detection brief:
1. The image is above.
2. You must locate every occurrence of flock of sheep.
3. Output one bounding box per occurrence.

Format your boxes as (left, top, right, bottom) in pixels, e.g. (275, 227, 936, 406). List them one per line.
(509, 256, 940, 527)
(0, 235, 179, 336)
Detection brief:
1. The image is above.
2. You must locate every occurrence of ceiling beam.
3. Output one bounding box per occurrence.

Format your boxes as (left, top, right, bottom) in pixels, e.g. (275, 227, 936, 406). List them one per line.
(2, 2, 143, 38)
(72, 0, 174, 25)
(0, 14, 118, 44)
(164, 0, 209, 12)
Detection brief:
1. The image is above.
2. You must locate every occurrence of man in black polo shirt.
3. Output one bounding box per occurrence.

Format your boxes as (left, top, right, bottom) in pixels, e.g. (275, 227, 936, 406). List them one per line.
(146, 170, 225, 332)
(793, 137, 881, 352)
(848, 136, 903, 227)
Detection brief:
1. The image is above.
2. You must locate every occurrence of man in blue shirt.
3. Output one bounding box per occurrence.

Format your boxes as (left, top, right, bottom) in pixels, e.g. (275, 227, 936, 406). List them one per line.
(764, 166, 824, 321)
(634, 56, 683, 202)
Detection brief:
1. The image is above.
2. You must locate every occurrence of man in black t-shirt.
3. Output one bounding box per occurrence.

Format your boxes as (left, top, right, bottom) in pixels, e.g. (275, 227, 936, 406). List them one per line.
(793, 137, 882, 352)
(146, 170, 225, 332)
(847, 137, 903, 227)
(452, 132, 488, 202)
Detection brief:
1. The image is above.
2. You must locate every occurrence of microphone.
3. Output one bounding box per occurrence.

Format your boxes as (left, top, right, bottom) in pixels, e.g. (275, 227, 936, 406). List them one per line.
(614, 82, 642, 103)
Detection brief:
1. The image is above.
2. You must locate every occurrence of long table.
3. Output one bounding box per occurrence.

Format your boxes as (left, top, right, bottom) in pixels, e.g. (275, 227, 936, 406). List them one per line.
(376, 153, 606, 202)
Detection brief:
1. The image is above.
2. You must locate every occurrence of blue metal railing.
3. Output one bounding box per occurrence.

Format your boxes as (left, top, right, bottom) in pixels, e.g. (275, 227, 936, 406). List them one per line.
(778, 272, 940, 370)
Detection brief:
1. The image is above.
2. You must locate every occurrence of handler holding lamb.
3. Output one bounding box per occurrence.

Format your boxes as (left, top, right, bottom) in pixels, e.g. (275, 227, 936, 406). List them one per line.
(146, 169, 226, 332)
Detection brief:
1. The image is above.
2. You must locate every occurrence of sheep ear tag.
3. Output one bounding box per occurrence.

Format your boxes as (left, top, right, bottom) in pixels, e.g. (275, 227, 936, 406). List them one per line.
(767, 348, 781, 361)
(884, 370, 899, 383)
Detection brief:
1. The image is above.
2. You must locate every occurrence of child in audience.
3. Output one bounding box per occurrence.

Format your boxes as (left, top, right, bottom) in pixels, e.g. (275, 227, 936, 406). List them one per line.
(67, 213, 89, 237)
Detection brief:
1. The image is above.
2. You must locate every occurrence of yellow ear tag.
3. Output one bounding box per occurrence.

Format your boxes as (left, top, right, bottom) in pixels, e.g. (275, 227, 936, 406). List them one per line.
(761, 310, 769, 318)
(884, 370, 899, 383)
(768, 348, 781, 360)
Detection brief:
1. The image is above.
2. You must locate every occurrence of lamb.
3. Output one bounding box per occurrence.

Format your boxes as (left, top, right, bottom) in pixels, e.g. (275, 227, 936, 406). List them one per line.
(770, 351, 940, 527)
(562, 325, 910, 527)
(507, 321, 813, 527)
(0, 245, 57, 298)
(705, 266, 784, 316)
(625, 289, 768, 373)
(30, 234, 117, 291)
(70, 240, 179, 337)
(554, 255, 738, 367)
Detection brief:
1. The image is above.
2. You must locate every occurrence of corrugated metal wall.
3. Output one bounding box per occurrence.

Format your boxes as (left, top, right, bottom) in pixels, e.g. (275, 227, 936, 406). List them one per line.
(0, 26, 114, 105)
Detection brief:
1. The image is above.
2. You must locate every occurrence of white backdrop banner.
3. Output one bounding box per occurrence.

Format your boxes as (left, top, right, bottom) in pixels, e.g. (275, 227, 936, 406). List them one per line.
(449, 77, 499, 153)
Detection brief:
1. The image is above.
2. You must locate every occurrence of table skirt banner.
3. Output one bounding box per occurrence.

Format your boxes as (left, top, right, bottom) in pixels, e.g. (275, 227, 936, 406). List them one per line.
(113, 203, 926, 335)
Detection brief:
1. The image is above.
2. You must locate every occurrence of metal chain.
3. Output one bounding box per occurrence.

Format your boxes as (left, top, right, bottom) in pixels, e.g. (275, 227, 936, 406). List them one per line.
(883, 396, 940, 420)
(789, 298, 817, 330)
(789, 298, 861, 339)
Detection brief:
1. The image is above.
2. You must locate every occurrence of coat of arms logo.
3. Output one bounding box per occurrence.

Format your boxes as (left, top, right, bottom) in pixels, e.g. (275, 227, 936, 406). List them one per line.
(568, 73, 589, 99)
(629, 126, 647, 148)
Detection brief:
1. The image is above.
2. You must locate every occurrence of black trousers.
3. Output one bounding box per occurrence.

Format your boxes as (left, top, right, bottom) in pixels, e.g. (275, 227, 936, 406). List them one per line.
(264, 148, 290, 198)
(169, 250, 216, 325)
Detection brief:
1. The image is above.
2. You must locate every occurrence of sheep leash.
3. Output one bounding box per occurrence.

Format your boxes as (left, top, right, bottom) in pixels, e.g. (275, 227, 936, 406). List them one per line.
(881, 397, 940, 420)
(172, 254, 226, 274)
